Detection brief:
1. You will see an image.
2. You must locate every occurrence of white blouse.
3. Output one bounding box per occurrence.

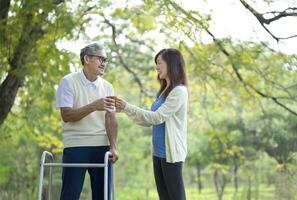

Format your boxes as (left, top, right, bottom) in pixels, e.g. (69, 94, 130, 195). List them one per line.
(124, 85, 188, 163)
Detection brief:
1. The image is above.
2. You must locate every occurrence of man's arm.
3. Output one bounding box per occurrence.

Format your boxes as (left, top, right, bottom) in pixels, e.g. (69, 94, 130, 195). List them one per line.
(57, 77, 115, 122)
(60, 104, 95, 122)
(105, 111, 118, 163)
(60, 98, 114, 122)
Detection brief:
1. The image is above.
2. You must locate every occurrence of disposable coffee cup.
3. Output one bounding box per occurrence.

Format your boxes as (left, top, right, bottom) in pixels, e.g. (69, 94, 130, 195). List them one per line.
(106, 106, 116, 112)
(106, 96, 116, 112)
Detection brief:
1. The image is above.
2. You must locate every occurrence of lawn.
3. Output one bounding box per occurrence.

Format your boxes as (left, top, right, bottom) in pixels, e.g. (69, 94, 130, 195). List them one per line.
(116, 185, 277, 200)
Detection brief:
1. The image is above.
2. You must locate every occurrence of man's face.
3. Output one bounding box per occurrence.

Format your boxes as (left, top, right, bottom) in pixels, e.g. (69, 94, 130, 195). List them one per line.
(86, 49, 107, 76)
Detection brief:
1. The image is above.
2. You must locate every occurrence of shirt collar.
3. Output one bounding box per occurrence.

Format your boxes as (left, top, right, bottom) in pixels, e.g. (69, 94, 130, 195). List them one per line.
(79, 70, 101, 88)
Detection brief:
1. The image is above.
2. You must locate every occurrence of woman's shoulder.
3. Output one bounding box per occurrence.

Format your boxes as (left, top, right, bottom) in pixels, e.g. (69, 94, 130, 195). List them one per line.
(173, 85, 187, 92)
(169, 85, 188, 97)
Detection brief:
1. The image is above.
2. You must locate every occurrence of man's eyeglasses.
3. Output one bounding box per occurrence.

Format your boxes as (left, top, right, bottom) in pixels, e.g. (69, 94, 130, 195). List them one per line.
(88, 55, 108, 63)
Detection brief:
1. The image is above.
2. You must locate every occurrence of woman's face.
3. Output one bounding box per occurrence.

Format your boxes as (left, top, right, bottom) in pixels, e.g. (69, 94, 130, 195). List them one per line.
(156, 54, 168, 80)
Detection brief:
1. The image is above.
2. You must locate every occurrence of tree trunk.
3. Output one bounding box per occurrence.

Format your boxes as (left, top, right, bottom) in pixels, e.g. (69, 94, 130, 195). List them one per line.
(196, 163, 203, 193)
(232, 164, 239, 199)
(247, 175, 252, 200)
(0, 0, 10, 25)
(0, 0, 47, 127)
(275, 170, 295, 200)
(0, 73, 22, 125)
(234, 164, 238, 192)
(213, 169, 226, 200)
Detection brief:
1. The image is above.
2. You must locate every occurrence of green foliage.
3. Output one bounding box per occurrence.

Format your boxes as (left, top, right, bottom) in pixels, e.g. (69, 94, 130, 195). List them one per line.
(1, 0, 297, 199)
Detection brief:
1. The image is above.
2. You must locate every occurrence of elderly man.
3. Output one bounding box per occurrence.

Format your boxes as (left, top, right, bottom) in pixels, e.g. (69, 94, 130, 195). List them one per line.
(56, 43, 118, 200)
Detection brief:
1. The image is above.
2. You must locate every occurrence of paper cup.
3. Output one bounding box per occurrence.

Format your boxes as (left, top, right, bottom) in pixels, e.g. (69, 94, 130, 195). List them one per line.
(106, 96, 116, 112)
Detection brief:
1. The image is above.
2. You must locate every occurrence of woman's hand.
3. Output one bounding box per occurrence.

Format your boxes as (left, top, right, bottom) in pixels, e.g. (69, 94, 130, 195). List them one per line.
(115, 97, 126, 112)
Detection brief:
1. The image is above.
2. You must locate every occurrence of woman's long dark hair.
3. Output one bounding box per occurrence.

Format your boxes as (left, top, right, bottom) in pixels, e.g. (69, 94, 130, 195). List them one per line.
(154, 48, 188, 98)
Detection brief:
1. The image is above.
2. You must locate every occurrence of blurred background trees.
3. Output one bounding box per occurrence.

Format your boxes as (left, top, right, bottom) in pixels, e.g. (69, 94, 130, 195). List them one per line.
(0, 0, 296, 199)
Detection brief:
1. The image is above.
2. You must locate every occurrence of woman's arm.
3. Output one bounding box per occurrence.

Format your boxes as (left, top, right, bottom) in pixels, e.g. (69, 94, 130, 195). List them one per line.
(116, 86, 188, 125)
(125, 111, 152, 127)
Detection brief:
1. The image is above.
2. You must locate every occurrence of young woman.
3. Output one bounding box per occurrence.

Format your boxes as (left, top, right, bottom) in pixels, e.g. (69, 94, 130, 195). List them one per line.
(115, 48, 188, 200)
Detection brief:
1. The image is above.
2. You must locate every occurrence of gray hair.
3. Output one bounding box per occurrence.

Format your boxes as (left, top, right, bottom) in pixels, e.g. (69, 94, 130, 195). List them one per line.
(80, 43, 104, 65)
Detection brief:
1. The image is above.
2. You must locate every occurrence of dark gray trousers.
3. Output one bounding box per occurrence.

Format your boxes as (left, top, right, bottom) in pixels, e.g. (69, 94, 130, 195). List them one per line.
(153, 156, 186, 200)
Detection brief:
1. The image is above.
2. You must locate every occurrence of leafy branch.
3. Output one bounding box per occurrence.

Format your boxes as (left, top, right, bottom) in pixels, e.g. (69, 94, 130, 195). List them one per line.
(239, 0, 297, 41)
(166, 0, 297, 116)
(102, 16, 152, 97)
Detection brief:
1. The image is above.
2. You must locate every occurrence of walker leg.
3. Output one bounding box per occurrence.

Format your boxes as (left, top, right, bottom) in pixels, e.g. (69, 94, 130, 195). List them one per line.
(104, 152, 109, 200)
(48, 166, 53, 200)
(38, 152, 46, 200)
(111, 164, 114, 200)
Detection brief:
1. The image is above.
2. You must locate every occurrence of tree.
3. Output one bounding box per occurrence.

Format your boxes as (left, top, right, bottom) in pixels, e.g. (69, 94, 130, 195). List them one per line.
(156, 0, 297, 116)
(1, 0, 297, 199)
(0, 0, 80, 126)
(239, 0, 297, 41)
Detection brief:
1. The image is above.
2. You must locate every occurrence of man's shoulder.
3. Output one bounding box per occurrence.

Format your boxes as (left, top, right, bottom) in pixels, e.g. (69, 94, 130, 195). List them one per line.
(63, 71, 80, 80)
(61, 72, 81, 85)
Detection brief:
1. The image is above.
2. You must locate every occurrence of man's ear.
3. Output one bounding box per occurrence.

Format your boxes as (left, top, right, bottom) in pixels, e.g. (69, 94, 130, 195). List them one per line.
(84, 55, 89, 64)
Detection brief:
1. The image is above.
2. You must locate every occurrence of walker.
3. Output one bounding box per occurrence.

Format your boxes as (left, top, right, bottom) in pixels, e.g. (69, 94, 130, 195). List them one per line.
(38, 151, 113, 200)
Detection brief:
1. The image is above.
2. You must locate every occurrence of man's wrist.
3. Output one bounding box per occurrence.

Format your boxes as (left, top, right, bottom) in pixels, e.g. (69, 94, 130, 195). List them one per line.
(89, 102, 97, 112)
(110, 144, 117, 150)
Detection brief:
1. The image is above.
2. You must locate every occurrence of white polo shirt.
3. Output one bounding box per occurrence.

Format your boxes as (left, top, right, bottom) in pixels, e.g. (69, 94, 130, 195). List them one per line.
(56, 70, 114, 148)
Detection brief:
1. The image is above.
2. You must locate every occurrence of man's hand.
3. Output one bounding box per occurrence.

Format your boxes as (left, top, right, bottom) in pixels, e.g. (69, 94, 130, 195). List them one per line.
(92, 98, 115, 111)
(109, 147, 119, 163)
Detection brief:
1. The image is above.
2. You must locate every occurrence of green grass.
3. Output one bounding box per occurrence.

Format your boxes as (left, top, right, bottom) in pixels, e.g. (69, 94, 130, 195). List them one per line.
(116, 185, 279, 200)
